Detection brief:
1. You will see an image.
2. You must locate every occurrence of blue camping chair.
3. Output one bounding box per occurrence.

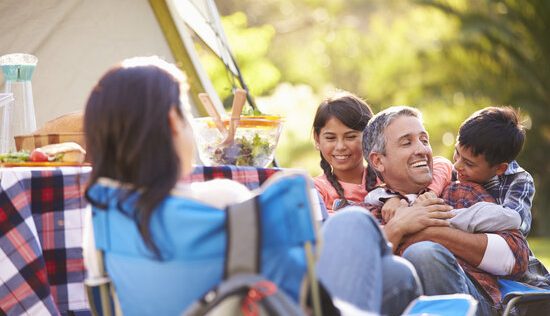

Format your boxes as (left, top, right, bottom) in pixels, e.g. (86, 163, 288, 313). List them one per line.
(85, 170, 322, 316)
(499, 279, 550, 316)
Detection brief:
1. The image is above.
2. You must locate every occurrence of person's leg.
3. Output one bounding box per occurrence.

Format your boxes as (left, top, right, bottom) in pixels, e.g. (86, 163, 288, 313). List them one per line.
(316, 207, 420, 314)
(380, 255, 422, 316)
(402, 241, 497, 316)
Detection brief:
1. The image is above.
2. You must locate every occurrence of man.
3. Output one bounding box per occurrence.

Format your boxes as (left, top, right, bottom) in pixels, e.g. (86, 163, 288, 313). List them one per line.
(362, 106, 529, 315)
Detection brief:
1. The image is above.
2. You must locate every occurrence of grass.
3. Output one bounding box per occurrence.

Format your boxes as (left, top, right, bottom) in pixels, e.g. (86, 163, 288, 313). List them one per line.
(528, 237, 550, 267)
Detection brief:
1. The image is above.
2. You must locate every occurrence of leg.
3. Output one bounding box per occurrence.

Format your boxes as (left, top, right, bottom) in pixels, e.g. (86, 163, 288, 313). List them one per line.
(316, 207, 420, 314)
(403, 241, 497, 316)
(381, 255, 422, 316)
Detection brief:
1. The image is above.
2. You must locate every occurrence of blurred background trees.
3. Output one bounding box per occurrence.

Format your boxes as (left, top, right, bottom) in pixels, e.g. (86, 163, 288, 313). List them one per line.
(203, 0, 550, 236)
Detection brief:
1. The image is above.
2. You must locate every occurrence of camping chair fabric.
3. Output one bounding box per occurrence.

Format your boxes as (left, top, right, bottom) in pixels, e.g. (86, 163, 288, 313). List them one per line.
(401, 294, 478, 316)
(85, 170, 319, 316)
(499, 279, 550, 316)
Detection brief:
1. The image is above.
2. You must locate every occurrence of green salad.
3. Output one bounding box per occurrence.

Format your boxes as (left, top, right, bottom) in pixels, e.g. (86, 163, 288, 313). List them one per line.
(0, 151, 30, 163)
(210, 133, 273, 166)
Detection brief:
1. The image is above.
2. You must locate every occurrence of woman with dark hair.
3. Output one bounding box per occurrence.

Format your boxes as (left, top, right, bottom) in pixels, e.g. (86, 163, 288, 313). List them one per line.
(82, 57, 421, 316)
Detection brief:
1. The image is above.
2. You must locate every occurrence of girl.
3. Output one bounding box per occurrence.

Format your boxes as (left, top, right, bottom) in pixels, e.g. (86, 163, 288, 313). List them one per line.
(82, 57, 421, 315)
(313, 92, 452, 213)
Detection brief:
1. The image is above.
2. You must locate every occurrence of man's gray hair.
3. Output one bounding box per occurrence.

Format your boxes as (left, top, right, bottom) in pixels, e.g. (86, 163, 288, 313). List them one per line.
(362, 106, 423, 165)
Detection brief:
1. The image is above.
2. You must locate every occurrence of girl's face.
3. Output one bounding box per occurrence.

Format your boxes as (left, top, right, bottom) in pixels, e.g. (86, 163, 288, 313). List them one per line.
(315, 117, 365, 180)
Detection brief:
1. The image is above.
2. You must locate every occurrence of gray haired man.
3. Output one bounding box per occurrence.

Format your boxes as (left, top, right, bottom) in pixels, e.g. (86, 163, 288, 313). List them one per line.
(362, 106, 529, 316)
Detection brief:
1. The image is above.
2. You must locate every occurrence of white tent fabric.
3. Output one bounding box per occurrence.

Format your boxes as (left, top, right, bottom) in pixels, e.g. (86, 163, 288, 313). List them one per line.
(0, 0, 173, 127)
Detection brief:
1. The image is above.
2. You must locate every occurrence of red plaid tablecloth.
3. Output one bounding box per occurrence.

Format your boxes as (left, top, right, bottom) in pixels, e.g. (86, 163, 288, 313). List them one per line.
(0, 166, 91, 316)
(182, 165, 280, 189)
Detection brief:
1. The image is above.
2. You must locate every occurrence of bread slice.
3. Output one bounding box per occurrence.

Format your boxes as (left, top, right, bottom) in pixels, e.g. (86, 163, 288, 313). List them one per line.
(39, 142, 86, 163)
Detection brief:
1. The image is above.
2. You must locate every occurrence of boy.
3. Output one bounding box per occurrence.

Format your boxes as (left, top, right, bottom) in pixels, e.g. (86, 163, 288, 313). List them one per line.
(454, 106, 549, 288)
(453, 106, 533, 235)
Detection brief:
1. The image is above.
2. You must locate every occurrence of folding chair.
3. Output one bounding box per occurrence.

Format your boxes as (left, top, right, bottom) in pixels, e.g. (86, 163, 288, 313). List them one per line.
(499, 279, 550, 316)
(84, 170, 322, 316)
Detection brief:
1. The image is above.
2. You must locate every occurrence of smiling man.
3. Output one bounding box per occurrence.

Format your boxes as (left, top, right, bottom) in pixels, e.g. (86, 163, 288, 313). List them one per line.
(361, 106, 529, 316)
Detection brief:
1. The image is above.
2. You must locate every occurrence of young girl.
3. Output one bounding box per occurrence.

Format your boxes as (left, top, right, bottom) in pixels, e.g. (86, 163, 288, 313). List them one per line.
(82, 57, 420, 315)
(313, 92, 452, 213)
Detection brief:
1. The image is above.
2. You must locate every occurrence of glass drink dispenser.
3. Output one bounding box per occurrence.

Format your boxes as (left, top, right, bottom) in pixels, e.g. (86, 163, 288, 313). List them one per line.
(0, 53, 38, 152)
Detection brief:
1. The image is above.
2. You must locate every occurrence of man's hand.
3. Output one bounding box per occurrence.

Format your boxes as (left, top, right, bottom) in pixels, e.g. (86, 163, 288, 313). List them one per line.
(381, 197, 402, 222)
(383, 197, 453, 251)
(413, 190, 437, 205)
(391, 197, 454, 236)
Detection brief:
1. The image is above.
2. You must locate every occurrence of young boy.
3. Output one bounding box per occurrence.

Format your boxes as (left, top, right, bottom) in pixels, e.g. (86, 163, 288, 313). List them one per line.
(454, 106, 549, 288)
(453, 106, 533, 235)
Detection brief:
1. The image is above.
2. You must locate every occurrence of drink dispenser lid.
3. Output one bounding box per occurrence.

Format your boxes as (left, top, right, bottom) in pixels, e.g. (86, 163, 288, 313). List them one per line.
(0, 53, 38, 81)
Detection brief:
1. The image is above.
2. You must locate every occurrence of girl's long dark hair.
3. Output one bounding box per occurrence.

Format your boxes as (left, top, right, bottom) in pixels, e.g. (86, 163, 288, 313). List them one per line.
(84, 57, 187, 257)
(313, 92, 376, 208)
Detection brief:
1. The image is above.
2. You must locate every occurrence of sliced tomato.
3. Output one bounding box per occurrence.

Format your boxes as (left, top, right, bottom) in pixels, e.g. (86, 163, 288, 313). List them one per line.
(29, 149, 49, 162)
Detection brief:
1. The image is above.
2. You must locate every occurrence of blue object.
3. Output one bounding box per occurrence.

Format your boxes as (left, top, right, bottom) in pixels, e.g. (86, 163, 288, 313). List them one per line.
(499, 279, 550, 316)
(402, 294, 478, 316)
(1, 64, 36, 81)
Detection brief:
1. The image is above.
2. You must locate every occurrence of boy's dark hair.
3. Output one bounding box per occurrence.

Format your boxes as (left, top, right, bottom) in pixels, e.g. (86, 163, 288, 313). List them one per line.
(458, 106, 525, 166)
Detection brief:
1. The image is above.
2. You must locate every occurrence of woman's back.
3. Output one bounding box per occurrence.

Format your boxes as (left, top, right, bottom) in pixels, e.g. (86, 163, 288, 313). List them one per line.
(87, 175, 314, 315)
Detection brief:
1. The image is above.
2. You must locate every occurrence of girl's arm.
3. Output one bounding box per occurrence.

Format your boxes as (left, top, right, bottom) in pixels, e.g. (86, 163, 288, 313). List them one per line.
(428, 156, 453, 196)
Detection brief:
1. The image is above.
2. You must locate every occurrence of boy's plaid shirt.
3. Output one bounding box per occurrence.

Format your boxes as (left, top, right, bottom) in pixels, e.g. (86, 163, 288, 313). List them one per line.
(483, 160, 534, 236)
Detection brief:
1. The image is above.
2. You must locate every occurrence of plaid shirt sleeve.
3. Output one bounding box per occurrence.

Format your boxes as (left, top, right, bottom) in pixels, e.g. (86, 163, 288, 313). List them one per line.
(494, 230, 529, 278)
(500, 174, 534, 235)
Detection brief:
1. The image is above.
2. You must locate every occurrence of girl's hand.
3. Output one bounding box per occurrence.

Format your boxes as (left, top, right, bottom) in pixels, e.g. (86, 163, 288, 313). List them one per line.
(413, 190, 438, 205)
(382, 197, 402, 222)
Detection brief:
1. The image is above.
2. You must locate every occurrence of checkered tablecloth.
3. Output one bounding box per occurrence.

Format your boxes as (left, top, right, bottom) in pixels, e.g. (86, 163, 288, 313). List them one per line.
(0, 166, 92, 316)
(182, 165, 280, 189)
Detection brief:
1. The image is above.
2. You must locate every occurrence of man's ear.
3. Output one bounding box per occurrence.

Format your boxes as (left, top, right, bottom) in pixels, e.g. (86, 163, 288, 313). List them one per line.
(368, 152, 385, 173)
(495, 162, 508, 176)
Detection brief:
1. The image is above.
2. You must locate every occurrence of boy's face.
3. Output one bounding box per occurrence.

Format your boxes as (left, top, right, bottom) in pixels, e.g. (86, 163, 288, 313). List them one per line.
(453, 143, 507, 184)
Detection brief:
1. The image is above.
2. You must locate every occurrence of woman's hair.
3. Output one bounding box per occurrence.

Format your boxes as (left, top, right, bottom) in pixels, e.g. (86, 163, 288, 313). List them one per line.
(84, 56, 189, 256)
(312, 91, 375, 207)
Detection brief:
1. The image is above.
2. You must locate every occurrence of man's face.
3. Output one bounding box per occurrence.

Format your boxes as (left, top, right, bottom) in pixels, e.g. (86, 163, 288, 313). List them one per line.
(453, 143, 504, 184)
(373, 115, 433, 194)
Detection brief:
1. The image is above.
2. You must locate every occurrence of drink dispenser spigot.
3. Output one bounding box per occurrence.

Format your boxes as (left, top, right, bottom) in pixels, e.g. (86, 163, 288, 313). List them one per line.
(0, 53, 38, 152)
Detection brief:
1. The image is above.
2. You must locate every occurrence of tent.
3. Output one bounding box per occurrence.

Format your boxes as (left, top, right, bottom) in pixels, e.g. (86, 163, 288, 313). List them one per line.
(0, 0, 236, 127)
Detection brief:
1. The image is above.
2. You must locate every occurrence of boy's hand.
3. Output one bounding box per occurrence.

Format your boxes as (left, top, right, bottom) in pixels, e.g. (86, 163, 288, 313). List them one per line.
(382, 197, 402, 222)
(413, 191, 438, 205)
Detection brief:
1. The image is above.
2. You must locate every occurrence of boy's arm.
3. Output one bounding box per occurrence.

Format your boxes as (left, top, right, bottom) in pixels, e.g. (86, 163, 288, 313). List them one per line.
(450, 202, 521, 232)
(500, 174, 535, 235)
(428, 156, 453, 196)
